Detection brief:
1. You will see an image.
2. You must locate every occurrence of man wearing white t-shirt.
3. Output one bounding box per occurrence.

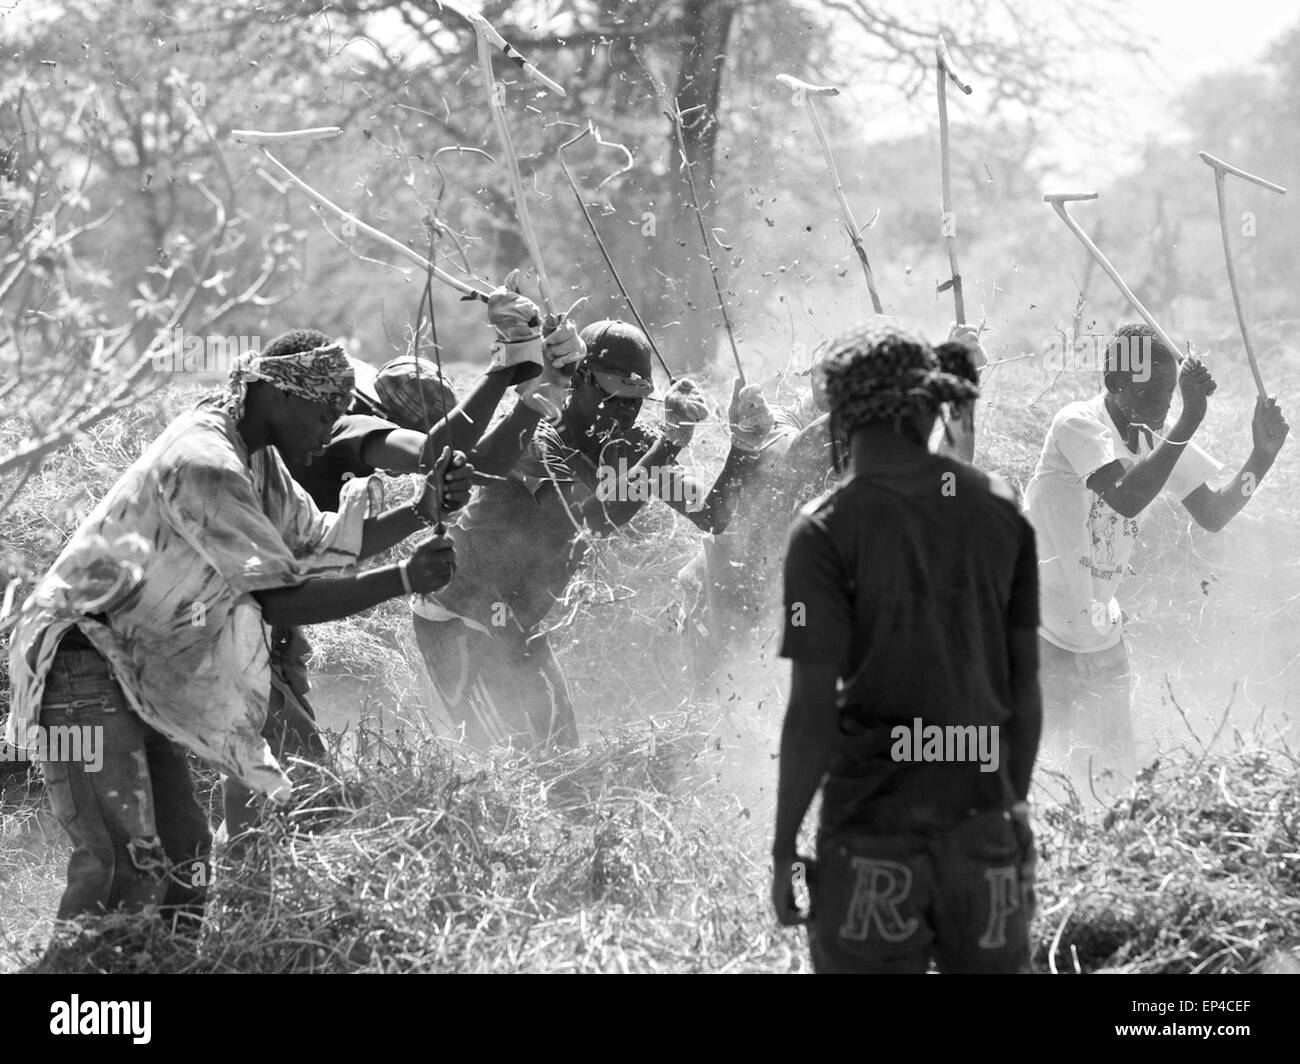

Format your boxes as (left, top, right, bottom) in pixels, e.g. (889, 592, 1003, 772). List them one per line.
(1024, 323, 1288, 785)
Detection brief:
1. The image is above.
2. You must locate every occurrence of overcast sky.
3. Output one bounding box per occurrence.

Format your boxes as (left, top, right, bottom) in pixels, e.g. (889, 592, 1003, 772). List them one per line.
(1025, 0, 1294, 180)
(1099, 1, 1294, 143)
(822, 0, 1297, 183)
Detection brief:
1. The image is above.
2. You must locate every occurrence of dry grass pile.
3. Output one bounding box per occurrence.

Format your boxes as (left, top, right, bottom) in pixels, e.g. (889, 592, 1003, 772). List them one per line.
(9, 712, 805, 974)
(1034, 737, 1300, 974)
(3, 349, 1300, 975)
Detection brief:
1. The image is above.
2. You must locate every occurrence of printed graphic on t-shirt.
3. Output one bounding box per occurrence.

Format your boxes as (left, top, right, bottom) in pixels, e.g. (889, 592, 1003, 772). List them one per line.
(1083, 495, 1139, 580)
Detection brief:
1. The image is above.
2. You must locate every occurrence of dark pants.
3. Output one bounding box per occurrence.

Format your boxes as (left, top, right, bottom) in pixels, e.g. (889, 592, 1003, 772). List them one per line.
(1037, 636, 1135, 786)
(808, 811, 1034, 974)
(39, 646, 211, 925)
(412, 614, 578, 750)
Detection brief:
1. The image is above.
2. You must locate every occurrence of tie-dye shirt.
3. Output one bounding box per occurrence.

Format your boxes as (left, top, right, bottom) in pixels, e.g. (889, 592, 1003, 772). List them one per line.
(5, 404, 378, 798)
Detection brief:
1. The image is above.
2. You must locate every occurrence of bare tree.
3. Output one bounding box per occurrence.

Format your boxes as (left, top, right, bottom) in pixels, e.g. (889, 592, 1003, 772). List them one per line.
(0, 91, 300, 548)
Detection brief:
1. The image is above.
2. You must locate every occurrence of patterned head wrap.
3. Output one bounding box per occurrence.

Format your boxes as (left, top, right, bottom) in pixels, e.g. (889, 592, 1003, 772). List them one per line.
(225, 342, 355, 421)
(817, 318, 979, 437)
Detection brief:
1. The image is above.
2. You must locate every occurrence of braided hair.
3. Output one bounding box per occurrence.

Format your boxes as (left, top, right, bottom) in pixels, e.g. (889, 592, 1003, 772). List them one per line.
(261, 329, 333, 360)
(817, 320, 979, 466)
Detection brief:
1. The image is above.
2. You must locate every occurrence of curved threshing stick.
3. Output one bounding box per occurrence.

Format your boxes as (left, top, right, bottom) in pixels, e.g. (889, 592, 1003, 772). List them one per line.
(234, 127, 491, 302)
(443, 1, 567, 97)
(1198, 150, 1287, 398)
(557, 124, 675, 383)
(776, 73, 884, 315)
(666, 101, 747, 383)
(468, 11, 561, 319)
(1043, 191, 1183, 363)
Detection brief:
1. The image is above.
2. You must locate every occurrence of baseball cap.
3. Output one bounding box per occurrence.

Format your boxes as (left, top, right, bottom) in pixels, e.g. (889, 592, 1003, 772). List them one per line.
(374, 356, 458, 431)
(579, 320, 655, 398)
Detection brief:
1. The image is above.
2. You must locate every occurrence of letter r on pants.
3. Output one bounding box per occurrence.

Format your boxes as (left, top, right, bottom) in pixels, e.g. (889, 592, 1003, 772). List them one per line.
(839, 858, 920, 943)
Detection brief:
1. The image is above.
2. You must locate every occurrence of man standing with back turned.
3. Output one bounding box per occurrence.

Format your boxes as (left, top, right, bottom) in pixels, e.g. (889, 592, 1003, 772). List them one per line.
(772, 320, 1041, 974)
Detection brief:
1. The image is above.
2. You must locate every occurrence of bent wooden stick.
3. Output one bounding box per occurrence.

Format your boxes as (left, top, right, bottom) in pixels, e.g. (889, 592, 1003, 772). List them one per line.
(667, 102, 746, 383)
(936, 36, 973, 324)
(231, 127, 343, 144)
(558, 125, 675, 382)
(448, 3, 566, 97)
(777, 73, 884, 314)
(1043, 192, 1183, 363)
(474, 21, 557, 317)
(1199, 150, 1287, 398)
(251, 146, 491, 302)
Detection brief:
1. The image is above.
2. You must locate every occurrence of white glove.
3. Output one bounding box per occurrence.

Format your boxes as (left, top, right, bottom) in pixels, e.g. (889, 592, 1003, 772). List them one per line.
(728, 377, 774, 452)
(487, 269, 543, 382)
(947, 321, 988, 370)
(661, 378, 709, 448)
(542, 317, 585, 371)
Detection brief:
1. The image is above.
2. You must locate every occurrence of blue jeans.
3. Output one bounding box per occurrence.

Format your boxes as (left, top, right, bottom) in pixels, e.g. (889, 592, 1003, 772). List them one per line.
(39, 645, 212, 925)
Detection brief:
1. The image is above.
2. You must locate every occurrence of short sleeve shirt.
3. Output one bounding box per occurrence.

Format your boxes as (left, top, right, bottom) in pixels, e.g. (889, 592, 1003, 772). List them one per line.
(778, 454, 1038, 827)
(780, 454, 1038, 728)
(1023, 394, 1222, 653)
(287, 413, 397, 512)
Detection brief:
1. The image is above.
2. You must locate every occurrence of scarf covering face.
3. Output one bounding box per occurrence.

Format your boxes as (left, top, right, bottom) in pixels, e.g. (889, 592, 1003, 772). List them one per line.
(817, 319, 980, 436)
(226, 343, 356, 420)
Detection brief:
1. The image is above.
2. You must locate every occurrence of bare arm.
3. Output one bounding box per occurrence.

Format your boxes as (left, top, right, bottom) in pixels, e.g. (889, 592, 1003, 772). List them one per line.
(360, 373, 513, 473)
(253, 567, 406, 626)
(1181, 397, 1288, 532)
(578, 437, 760, 534)
(1005, 630, 1041, 802)
(1180, 454, 1274, 533)
(470, 401, 544, 476)
(772, 661, 840, 860)
(1088, 438, 1195, 519)
(358, 504, 426, 560)
(574, 436, 685, 532)
(357, 453, 473, 558)
(254, 535, 456, 626)
(657, 445, 760, 533)
(1003, 517, 1042, 802)
(1089, 359, 1215, 518)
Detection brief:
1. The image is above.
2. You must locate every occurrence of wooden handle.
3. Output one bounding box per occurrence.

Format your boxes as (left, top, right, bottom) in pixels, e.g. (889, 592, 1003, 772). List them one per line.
(1197, 151, 1286, 195)
(776, 73, 840, 96)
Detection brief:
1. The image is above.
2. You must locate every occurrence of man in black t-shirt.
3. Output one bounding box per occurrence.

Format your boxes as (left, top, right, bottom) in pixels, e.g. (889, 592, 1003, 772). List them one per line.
(771, 319, 1042, 974)
(677, 321, 989, 678)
